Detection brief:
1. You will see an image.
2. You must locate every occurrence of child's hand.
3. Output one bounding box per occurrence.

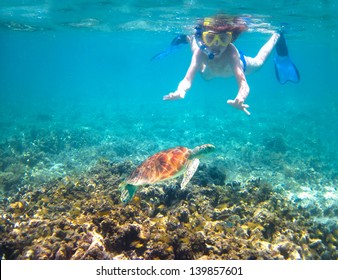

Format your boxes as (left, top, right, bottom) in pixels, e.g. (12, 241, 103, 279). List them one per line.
(163, 89, 186, 100)
(227, 98, 251, 115)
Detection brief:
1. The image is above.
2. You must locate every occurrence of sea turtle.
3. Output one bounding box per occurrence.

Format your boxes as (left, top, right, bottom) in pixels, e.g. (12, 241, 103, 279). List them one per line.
(119, 144, 215, 203)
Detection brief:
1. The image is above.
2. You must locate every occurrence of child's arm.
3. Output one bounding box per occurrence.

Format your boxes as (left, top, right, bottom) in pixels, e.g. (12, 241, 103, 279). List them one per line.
(227, 45, 251, 115)
(163, 50, 201, 100)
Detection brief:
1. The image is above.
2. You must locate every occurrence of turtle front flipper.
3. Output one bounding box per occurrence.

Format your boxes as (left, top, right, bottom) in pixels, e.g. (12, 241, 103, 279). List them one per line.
(181, 158, 200, 189)
(119, 183, 138, 203)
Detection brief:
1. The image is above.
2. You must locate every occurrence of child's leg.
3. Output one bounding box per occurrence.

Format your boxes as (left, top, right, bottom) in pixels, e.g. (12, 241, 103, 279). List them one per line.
(245, 33, 280, 73)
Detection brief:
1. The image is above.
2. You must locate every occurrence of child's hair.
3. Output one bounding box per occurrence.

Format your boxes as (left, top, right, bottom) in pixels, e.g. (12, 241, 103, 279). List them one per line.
(199, 14, 248, 42)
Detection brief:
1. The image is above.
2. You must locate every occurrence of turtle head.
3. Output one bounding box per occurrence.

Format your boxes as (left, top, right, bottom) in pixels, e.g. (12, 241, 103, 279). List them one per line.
(119, 182, 138, 204)
(192, 144, 215, 158)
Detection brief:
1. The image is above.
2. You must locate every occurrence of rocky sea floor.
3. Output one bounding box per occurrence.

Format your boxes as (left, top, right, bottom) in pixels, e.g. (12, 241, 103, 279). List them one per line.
(1, 158, 337, 260)
(0, 105, 337, 260)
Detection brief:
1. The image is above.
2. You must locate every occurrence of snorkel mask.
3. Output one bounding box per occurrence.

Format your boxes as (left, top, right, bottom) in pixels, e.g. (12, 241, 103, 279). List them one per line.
(202, 31, 232, 47)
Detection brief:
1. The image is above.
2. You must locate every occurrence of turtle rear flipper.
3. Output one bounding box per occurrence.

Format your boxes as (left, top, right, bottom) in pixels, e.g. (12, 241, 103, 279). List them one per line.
(181, 158, 200, 189)
(119, 183, 138, 203)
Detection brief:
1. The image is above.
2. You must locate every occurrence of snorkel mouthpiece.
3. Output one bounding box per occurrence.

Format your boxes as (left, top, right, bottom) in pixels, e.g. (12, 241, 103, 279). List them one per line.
(208, 52, 214, 59)
(200, 44, 214, 59)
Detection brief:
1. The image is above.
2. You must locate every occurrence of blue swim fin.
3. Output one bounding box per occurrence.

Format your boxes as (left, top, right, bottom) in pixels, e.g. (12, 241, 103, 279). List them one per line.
(170, 34, 188, 46)
(150, 45, 182, 61)
(274, 33, 300, 84)
(151, 34, 188, 61)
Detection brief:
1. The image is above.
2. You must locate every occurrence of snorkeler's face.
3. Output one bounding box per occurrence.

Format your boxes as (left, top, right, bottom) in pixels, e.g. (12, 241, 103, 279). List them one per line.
(201, 30, 232, 57)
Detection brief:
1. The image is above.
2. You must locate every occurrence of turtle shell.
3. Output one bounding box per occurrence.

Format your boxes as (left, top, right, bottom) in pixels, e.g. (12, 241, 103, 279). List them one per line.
(126, 146, 191, 186)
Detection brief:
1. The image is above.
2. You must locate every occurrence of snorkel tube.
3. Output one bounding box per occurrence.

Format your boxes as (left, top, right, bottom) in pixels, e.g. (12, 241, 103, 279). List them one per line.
(195, 26, 215, 60)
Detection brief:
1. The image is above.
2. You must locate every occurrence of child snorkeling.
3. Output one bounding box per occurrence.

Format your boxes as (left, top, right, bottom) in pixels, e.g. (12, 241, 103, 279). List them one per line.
(162, 15, 299, 115)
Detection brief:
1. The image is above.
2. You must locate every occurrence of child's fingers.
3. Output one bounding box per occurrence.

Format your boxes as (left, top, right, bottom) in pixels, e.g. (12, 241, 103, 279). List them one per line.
(243, 108, 251, 115)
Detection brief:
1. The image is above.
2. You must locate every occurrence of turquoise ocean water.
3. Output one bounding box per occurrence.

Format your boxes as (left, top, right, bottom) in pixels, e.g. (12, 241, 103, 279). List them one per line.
(0, 0, 337, 258)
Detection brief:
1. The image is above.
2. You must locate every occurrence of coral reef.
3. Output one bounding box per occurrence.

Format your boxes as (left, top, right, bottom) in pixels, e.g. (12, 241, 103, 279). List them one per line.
(0, 160, 336, 260)
(0, 103, 337, 260)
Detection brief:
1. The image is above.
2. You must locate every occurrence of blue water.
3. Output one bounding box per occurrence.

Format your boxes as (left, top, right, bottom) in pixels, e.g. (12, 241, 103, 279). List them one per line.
(0, 1, 337, 225)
